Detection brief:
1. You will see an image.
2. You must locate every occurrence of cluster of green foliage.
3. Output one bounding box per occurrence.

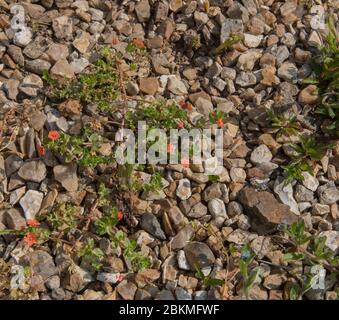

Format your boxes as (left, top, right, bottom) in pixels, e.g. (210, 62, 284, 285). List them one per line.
(283, 220, 339, 300)
(111, 230, 151, 272)
(116, 163, 164, 194)
(214, 34, 244, 54)
(238, 244, 261, 299)
(125, 99, 191, 131)
(267, 109, 300, 138)
(195, 264, 225, 288)
(46, 202, 79, 234)
(77, 238, 104, 271)
(43, 47, 121, 112)
(305, 16, 339, 136)
(45, 128, 112, 169)
(282, 135, 333, 184)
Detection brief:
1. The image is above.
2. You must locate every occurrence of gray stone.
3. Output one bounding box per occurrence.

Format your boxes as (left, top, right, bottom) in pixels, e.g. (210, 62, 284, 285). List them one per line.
(274, 177, 299, 215)
(220, 19, 243, 43)
(277, 62, 298, 82)
(140, 213, 166, 240)
(318, 231, 339, 254)
(26, 250, 58, 280)
(176, 178, 191, 200)
(175, 287, 192, 300)
(19, 190, 44, 220)
(235, 71, 257, 87)
(250, 144, 272, 165)
(184, 242, 215, 269)
(317, 182, 339, 205)
(208, 198, 227, 227)
(18, 161, 46, 183)
(25, 59, 51, 75)
(167, 76, 188, 95)
(301, 172, 319, 191)
(294, 185, 314, 202)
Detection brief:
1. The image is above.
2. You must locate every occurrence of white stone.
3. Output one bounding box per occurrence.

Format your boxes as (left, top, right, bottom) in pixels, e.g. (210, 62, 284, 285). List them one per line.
(19, 190, 44, 220)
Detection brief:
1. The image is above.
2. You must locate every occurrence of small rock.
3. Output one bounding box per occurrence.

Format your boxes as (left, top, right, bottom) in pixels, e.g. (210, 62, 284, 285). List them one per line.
(208, 198, 227, 227)
(18, 161, 46, 183)
(301, 172, 319, 191)
(317, 182, 339, 205)
(250, 145, 273, 165)
(19, 190, 44, 220)
(220, 19, 243, 43)
(244, 33, 263, 48)
(277, 62, 298, 82)
(318, 231, 339, 254)
(19, 74, 43, 97)
(73, 31, 91, 53)
(177, 250, 190, 270)
(299, 85, 318, 105)
(50, 59, 75, 79)
(235, 71, 257, 87)
(238, 187, 298, 234)
(184, 242, 215, 269)
(167, 76, 188, 95)
(4, 208, 26, 230)
(25, 59, 51, 75)
(25, 250, 57, 280)
(97, 272, 121, 284)
(117, 280, 137, 300)
(140, 213, 166, 240)
(52, 16, 73, 40)
(54, 163, 78, 192)
(175, 287, 192, 300)
(176, 178, 191, 200)
(274, 177, 299, 215)
(135, 0, 151, 22)
(312, 204, 330, 216)
(139, 77, 159, 95)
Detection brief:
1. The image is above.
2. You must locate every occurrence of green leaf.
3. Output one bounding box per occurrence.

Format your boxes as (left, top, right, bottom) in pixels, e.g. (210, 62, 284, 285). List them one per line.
(283, 252, 305, 262)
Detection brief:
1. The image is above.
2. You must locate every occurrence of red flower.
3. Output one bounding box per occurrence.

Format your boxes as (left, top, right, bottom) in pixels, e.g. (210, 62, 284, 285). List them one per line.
(179, 100, 186, 108)
(37, 144, 45, 157)
(177, 121, 184, 129)
(48, 131, 60, 141)
(27, 219, 40, 227)
(132, 38, 145, 49)
(181, 158, 190, 168)
(117, 211, 123, 221)
(112, 37, 119, 45)
(186, 102, 193, 112)
(167, 143, 173, 153)
(23, 233, 38, 247)
(217, 118, 224, 128)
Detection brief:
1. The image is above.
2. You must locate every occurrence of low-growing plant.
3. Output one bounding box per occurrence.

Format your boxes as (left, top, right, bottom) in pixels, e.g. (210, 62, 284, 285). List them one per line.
(46, 202, 79, 234)
(267, 108, 300, 138)
(304, 16, 339, 136)
(44, 129, 113, 169)
(214, 34, 244, 54)
(77, 238, 104, 271)
(195, 264, 225, 288)
(43, 48, 120, 113)
(125, 99, 191, 131)
(282, 220, 339, 299)
(95, 207, 122, 236)
(111, 231, 151, 272)
(282, 135, 333, 184)
(238, 244, 261, 300)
